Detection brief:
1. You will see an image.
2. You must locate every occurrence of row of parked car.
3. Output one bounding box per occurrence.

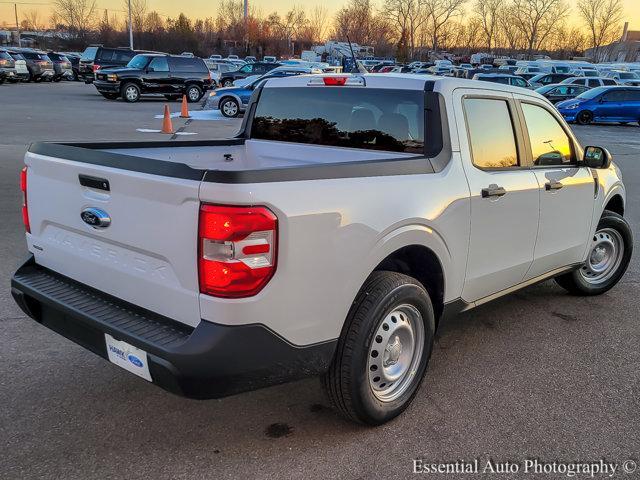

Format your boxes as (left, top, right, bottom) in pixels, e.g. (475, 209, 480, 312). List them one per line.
(0, 47, 80, 84)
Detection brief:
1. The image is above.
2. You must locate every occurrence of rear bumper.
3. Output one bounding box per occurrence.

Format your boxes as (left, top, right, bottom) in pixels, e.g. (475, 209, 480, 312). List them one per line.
(11, 257, 336, 399)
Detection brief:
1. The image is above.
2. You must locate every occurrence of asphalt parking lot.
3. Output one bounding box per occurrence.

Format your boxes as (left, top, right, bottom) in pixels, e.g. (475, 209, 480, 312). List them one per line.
(1, 81, 640, 479)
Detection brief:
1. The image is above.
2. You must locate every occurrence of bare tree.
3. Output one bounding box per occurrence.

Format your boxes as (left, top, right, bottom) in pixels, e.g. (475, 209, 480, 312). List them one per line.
(22, 9, 44, 31)
(51, 0, 97, 37)
(473, 0, 501, 52)
(510, 0, 569, 59)
(577, 0, 624, 61)
(423, 0, 468, 52)
(124, 0, 148, 33)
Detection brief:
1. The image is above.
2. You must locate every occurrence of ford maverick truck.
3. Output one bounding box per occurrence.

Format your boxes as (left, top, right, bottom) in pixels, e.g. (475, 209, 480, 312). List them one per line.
(11, 74, 632, 425)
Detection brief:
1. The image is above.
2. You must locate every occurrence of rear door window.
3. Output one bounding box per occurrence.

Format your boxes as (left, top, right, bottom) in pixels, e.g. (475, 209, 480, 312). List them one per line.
(113, 50, 135, 63)
(464, 98, 519, 169)
(169, 57, 207, 73)
(98, 49, 114, 62)
(603, 91, 627, 102)
(588, 79, 601, 87)
(148, 57, 169, 72)
(251, 87, 425, 153)
(602, 79, 617, 86)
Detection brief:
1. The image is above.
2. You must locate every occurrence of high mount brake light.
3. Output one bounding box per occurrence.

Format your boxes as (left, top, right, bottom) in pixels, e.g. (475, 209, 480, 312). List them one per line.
(20, 167, 30, 233)
(198, 204, 278, 298)
(307, 76, 366, 87)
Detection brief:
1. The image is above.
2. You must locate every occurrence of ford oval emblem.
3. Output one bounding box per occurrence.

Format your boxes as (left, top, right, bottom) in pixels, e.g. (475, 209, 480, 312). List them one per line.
(127, 354, 144, 368)
(81, 207, 111, 229)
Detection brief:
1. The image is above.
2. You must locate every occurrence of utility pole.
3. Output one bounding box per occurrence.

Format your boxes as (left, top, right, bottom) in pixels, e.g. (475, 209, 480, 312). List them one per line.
(14, 3, 21, 47)
(127, 0, 133, 49)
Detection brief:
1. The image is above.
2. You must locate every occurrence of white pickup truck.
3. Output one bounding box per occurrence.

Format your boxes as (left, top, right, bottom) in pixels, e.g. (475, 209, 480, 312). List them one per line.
(12, 74, 632, 425)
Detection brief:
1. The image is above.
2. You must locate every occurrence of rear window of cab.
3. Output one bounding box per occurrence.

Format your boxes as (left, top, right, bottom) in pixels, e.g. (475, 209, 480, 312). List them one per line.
(251, 87, 425, 154)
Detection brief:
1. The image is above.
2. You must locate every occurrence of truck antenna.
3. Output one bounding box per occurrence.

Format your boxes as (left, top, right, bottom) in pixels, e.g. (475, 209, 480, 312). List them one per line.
(346, 35, 367, 74)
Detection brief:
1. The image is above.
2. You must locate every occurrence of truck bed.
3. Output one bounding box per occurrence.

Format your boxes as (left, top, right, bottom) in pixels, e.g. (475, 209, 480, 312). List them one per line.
(29, 138, 432, 183)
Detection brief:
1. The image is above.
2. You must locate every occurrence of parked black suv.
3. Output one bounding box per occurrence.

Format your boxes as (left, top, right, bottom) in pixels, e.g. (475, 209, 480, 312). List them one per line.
(218, 61, 278, 87)
(78, 46, 139, 83)
(93, 53, 213, 103)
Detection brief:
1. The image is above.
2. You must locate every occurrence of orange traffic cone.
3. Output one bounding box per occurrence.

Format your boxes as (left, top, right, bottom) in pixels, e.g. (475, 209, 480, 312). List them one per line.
(161, 104, 173, 134)
(180, 94, 190, 118)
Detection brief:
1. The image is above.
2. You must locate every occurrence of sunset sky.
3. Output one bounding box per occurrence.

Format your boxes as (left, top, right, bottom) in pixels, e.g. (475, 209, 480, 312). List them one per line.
(1, 0, 639, 30)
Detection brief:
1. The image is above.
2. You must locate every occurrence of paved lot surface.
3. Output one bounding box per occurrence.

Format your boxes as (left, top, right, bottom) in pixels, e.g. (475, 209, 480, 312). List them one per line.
(1, 82, 639, 479)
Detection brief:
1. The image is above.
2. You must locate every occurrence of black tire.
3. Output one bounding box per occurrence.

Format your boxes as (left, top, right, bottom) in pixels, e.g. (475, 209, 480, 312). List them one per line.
(576, 110, 593, 125)
(322, 271, 435, 425)
(34, 76, 42, 83)
(185, 84, 203, 103)
(221, 78, 233, 87)
(219, 97, 240, 117)
(100, 92, 118, 100)
(0, 77, 4, 85)
(555, 211, 632, 296)
(121, 82, 141, 103)
(53, 76, 61, 82)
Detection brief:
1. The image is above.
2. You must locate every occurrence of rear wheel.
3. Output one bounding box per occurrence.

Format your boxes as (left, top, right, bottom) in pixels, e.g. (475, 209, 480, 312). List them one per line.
(222, 78, 233, 87)
(555, 211, 632, 296)
(322, 271, 435, 425)
(186, 84, 203, 102)
(53, 76, 61, 82)
(34, 76, 42, 83)
(576, 110, 593, 125)
(121, 82, 141, 102)
(220, 97, 240, 117)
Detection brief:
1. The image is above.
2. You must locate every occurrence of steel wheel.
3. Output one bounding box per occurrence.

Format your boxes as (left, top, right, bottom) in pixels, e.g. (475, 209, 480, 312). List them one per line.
(580, 228, 624, 285)
(367, 304, 425, 403)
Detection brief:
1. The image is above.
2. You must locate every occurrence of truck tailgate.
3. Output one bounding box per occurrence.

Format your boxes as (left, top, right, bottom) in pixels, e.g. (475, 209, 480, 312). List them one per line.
(24, 151, 202, 328)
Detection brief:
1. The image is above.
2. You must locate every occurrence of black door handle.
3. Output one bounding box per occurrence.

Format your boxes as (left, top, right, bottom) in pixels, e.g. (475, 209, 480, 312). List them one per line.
(545, 181, 564, 191)
(481, 184, 507, 198)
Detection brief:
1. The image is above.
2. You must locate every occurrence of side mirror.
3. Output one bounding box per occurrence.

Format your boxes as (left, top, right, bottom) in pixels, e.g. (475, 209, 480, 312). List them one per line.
(583, 146, 612, 169)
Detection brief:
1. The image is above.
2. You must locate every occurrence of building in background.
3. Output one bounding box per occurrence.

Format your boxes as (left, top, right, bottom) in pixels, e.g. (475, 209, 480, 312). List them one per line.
(587, 22, 640, 62)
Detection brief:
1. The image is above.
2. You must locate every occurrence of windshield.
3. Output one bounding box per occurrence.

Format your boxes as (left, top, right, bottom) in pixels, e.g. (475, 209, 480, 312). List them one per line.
(81, 47, 98, 61)
(251, 87, 425, 154)
(576, 86, 608, 100)
(127, 54, 151, 69)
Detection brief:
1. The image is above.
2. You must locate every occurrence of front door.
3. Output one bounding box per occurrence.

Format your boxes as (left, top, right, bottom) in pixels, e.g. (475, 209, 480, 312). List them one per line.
(515, 98, 595, 279)
(454, 92, 540, 302)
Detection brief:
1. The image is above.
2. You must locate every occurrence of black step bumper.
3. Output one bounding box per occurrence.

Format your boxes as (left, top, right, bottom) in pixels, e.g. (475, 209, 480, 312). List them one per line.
(11, 257, 336, 399)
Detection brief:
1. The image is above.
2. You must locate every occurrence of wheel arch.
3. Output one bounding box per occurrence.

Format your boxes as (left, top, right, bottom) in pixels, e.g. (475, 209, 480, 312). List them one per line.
(373, 244, 446, 321)
(604, 194, 624, 216)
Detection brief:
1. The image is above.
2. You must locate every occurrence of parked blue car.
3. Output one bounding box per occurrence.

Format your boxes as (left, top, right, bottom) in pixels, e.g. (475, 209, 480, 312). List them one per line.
(556, 86, 640, 125)
(207, 70, 308, 117)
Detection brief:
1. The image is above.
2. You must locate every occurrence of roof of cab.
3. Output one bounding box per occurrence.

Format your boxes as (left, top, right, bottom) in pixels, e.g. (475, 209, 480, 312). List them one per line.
(261, 72, 549, 100)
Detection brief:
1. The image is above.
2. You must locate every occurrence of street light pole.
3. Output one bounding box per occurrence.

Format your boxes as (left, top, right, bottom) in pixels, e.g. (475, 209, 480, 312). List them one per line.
(127, 0, 133, 50)
(14, 3, 21, 47)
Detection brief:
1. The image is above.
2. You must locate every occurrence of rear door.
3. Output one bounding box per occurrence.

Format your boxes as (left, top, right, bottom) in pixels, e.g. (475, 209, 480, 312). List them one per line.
(24, 150, 203, 327)
(594, 90, 626, 121)
(454, 91, 540, 301)
(513, 96, 595, 279)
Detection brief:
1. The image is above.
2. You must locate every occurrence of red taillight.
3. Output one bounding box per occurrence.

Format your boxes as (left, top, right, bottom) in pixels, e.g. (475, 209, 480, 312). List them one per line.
(323, 76, 348, 86)
(92, 64, 101, 72)
(20, 166, 30, 233)
(198, 204, 277, 298)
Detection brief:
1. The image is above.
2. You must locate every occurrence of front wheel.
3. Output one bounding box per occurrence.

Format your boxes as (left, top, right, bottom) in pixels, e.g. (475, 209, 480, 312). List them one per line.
(555, 211, 632, 296)
(121, 82, 141, 102)
(576, 110, 593, 125)
(221, 78, 233, 87)
(219, 97, 240, 117)
(322, 271, 435, 425)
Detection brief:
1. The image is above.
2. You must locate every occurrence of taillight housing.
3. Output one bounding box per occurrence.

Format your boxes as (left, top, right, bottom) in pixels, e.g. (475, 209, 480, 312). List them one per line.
(20, 166, 30, 233)
(198, 204, 278, 298)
